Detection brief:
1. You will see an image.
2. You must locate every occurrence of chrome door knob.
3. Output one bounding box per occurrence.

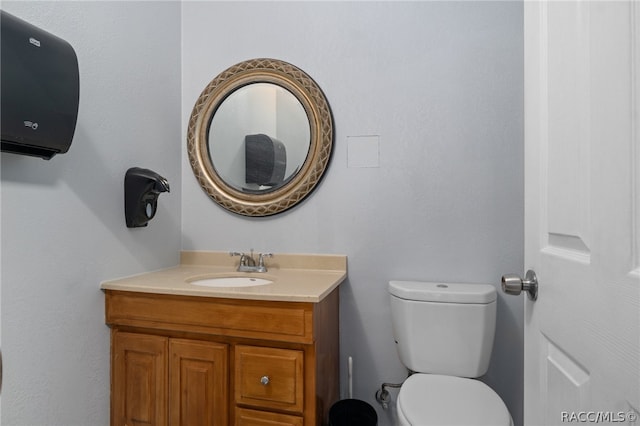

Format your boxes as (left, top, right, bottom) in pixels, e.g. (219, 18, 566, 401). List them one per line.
(260, 375, 270, 386)
(501, 270, 538, 301)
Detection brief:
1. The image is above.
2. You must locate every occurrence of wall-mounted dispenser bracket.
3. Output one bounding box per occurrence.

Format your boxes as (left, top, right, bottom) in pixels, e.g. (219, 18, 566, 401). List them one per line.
(124, 167, 170, 228)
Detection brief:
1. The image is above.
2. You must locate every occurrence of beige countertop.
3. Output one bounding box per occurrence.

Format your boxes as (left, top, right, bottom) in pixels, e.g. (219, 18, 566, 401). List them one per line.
(100, 251, 347, 303)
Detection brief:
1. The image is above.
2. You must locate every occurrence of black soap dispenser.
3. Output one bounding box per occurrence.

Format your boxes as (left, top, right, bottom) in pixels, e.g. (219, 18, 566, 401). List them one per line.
(124, 167, 170, 228)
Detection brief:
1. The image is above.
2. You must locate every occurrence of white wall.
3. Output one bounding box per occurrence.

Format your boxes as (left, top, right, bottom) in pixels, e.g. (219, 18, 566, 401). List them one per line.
(181, 2, 524, 426)
(0, 2, 181, 425)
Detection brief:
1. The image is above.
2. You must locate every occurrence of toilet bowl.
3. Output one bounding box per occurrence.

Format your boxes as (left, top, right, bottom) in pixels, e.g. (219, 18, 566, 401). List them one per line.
(389, 280, 512, 426)
(396, 374, 512, 426)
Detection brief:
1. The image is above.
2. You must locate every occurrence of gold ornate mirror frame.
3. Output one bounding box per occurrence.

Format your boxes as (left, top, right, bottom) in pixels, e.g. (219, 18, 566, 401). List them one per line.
(187, 58, 334, 216)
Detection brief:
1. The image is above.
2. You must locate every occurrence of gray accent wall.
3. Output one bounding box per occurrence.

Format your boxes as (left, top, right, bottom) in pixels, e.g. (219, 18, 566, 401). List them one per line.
(181, 2, 524, 426)
(1, 2, 181, 424)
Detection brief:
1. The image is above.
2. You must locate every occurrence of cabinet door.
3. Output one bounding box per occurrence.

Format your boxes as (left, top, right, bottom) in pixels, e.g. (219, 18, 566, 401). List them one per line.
(112, 331, 168, 426)
(169, 339, 228, 426)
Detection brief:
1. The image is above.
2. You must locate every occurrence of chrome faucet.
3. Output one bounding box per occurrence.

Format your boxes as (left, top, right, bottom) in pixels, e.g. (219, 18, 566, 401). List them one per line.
(230, 250, 273, 273)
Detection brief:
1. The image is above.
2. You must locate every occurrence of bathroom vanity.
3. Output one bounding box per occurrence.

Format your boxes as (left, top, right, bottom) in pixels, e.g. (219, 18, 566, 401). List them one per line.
(101, 251, 346, 426)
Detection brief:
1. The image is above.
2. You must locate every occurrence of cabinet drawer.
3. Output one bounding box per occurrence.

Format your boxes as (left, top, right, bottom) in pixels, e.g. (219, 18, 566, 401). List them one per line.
(235, 407, 303, 426)
(235, 345, 304, 413)
(105, 291, 313, 343)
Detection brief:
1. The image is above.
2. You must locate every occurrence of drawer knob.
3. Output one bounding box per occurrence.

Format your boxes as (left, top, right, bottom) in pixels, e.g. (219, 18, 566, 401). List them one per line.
(260, 375, 270, 386)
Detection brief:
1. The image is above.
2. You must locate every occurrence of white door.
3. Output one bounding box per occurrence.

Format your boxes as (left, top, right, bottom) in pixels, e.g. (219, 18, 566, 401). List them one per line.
(520, 1, 640, 425)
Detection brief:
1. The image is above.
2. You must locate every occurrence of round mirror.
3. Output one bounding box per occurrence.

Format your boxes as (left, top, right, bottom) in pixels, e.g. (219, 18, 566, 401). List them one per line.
(188, 58, 333, 216)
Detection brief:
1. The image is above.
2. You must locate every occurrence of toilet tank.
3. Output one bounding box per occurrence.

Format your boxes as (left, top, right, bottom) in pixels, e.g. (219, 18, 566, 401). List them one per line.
(389, 281, 497, 378)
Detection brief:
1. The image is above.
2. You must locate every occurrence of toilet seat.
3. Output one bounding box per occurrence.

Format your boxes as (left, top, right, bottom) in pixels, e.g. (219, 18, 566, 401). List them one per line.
(397, 374, 512, 426)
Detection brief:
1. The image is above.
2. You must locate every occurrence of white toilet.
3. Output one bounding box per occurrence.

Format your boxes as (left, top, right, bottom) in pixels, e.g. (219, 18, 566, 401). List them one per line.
(389, 280, 513, 426)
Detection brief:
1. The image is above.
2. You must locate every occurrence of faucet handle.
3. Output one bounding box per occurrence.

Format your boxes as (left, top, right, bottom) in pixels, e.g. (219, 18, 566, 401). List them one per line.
(258, 253, 273, 267)
(230, 251, 247, 265)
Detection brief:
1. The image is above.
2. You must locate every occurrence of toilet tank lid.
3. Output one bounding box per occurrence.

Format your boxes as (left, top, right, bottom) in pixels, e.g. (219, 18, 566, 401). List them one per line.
(389, 281, 497, 304)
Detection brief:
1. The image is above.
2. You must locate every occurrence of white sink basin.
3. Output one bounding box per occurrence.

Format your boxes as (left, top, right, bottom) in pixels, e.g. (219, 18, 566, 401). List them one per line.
(188, 276, 273, 288)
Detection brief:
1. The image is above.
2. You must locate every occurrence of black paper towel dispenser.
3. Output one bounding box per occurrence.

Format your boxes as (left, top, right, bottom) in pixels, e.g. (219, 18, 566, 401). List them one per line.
(245, 133, 287, 186)
(1, 10, 79, 159)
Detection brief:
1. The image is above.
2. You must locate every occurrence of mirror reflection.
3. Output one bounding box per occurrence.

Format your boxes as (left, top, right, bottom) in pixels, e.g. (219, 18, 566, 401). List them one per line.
(208, 83, 311, 193)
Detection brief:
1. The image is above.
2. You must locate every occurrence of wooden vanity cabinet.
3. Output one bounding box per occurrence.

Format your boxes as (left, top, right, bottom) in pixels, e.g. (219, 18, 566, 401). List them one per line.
(105, 289, 339, 426)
